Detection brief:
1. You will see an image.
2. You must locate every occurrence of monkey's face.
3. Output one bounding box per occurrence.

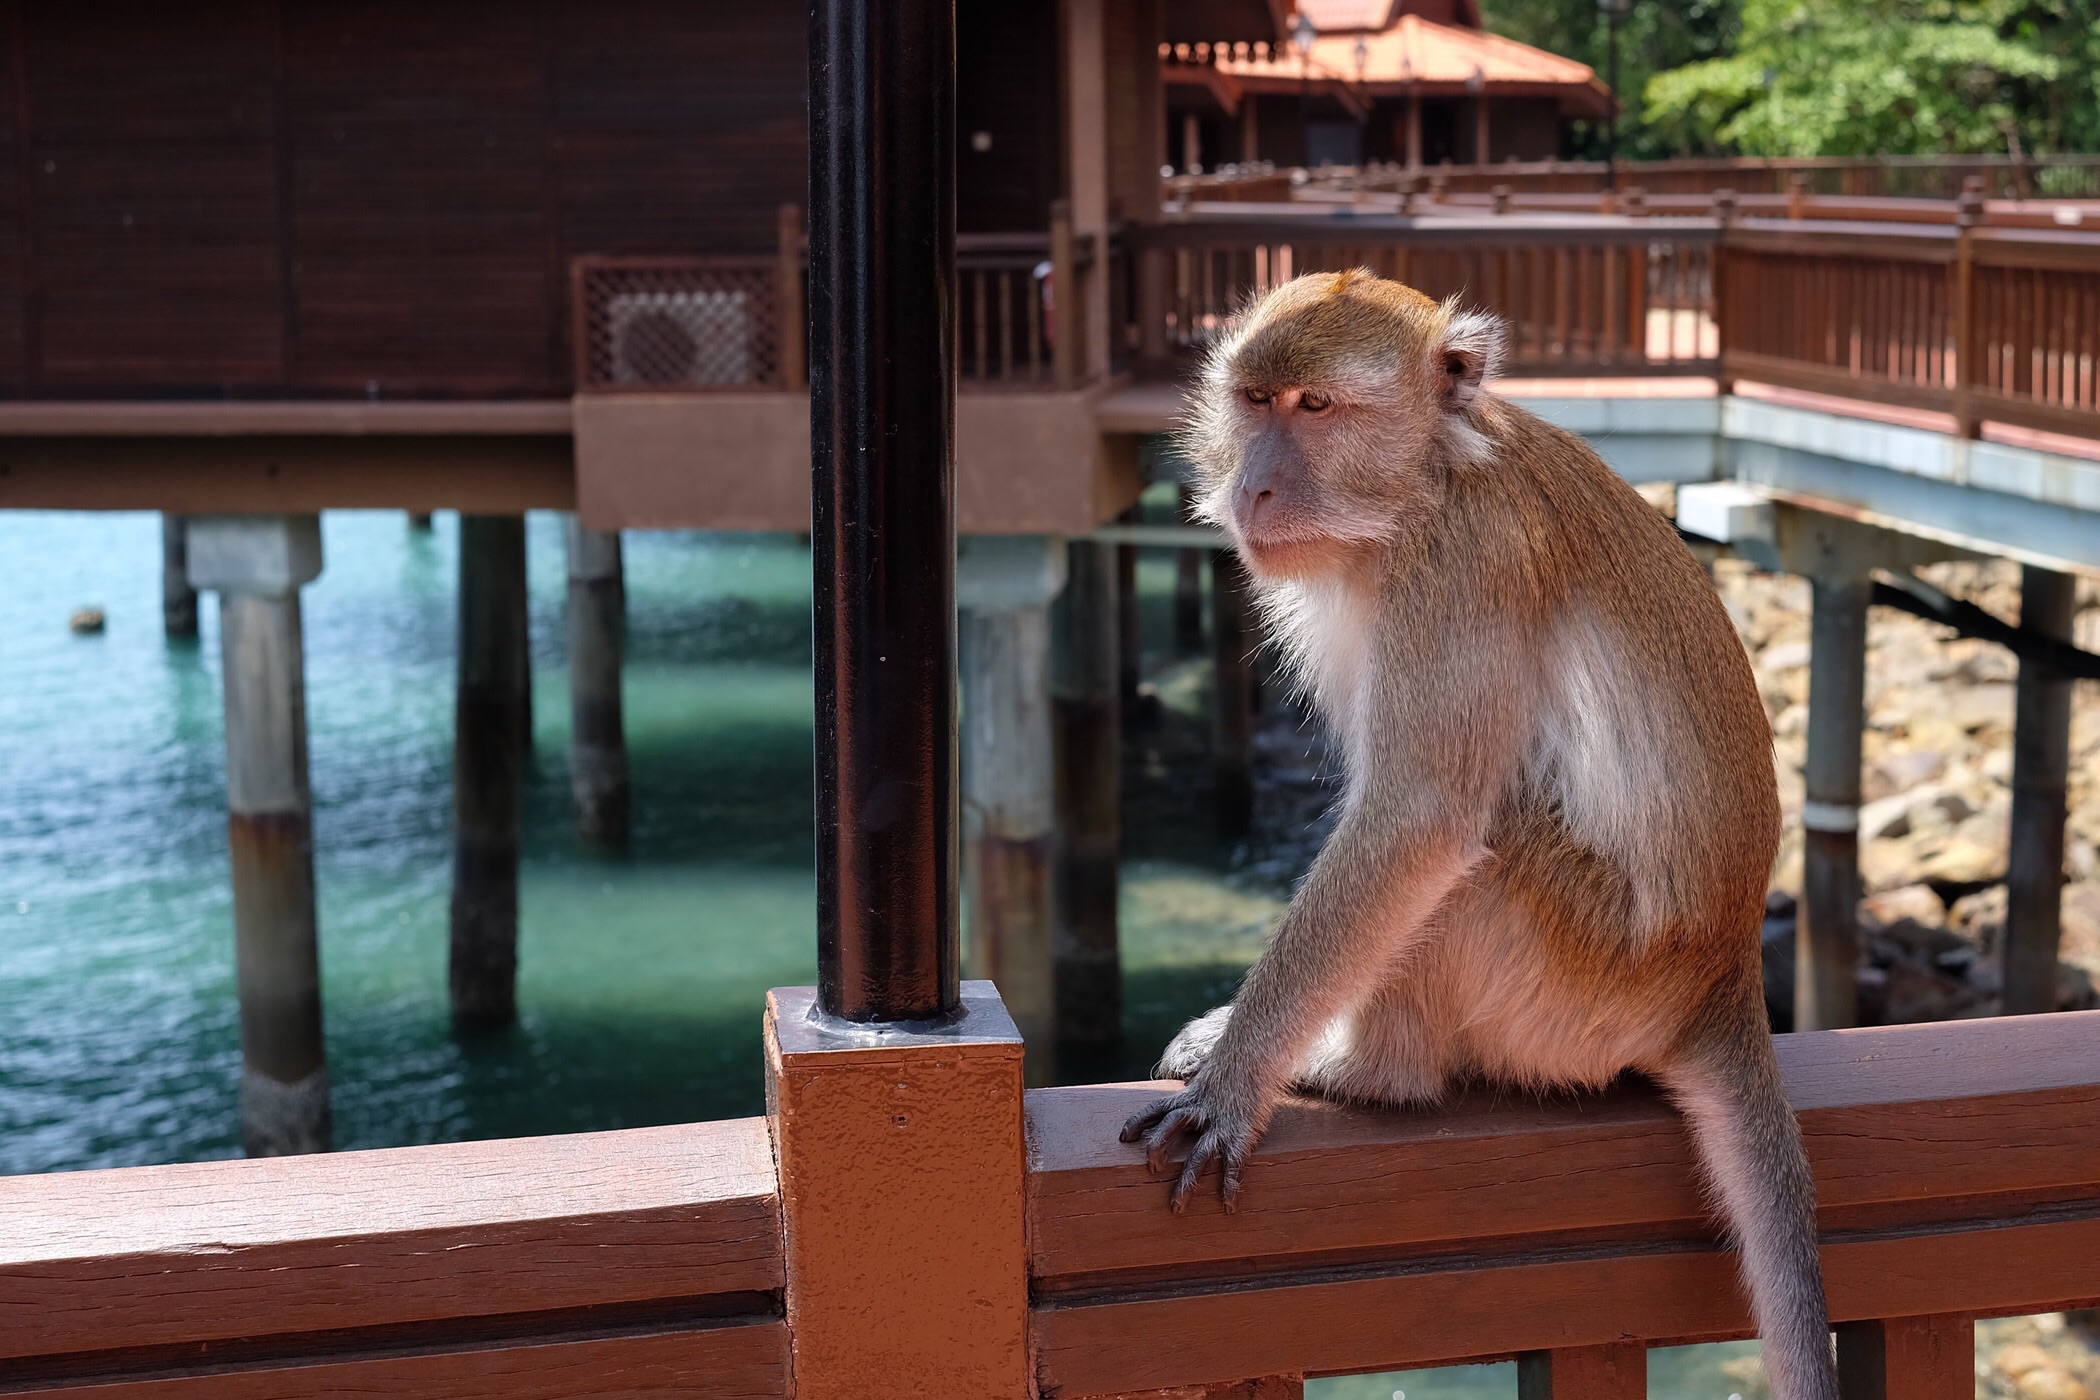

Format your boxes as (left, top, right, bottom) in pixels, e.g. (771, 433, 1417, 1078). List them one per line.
(1180, 272, 1505, 581)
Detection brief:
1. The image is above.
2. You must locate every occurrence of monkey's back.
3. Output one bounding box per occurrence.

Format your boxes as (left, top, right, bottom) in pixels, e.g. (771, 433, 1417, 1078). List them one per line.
(1433, 399, 1780, 1035)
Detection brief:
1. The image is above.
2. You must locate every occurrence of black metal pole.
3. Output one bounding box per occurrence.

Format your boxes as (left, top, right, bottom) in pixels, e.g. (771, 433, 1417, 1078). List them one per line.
(809, 0, 959, 1023)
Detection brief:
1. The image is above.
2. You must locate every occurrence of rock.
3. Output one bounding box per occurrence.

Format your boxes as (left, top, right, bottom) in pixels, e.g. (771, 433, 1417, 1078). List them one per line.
(1999, 1344, 2061, 1380)
(2016, 1368, 2090, 1400)
(1861, 884, 1944, 927)
(1760, 639, 1811, 672)
(1915, 836, 2003, 887)
(1858, 792, 1914, 841)
(1950, 682, 2016, 732)
(68, 607, 106, 634)
(1875, 747, 1947, 791)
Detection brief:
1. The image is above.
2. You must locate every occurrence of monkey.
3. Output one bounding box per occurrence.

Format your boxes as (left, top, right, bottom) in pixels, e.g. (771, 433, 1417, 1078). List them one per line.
(1121, 271, 1839, 1400)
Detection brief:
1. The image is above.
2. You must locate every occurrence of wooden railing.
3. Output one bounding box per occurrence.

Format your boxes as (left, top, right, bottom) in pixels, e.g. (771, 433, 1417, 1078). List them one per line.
(1128, 216, 1720, 377)
(1721, 219, 2100, 437)
(571, 204, 1099, 395)
(7, 1011, 2096, 1397)
(1172, 154, 2100, 203)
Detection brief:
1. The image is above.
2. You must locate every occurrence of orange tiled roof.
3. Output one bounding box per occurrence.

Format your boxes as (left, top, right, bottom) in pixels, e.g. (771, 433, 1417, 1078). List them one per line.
(1206, 13, 1608, 109)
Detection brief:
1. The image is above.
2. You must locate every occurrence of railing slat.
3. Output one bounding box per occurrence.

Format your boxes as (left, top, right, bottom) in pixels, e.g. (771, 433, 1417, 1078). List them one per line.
(1516, 1343, 1646, 1399)
(1836, 1314, 1973, 1400)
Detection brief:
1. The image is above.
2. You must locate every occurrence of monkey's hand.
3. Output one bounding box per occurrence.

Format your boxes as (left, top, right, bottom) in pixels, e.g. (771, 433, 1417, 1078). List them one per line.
(1118, 1068, 1269, 1213)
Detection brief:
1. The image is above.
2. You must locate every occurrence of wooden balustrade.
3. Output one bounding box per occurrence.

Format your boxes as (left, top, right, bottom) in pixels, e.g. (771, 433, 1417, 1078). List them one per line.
(4, 1011, 2095, 1396)
(1127, 217, 1720, 378)
(1719, 220, 2100, 439)
(1177, 154, 2100, 202)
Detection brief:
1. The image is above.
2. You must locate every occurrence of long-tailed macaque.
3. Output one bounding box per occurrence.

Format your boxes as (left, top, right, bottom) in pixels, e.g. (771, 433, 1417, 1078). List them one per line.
(1123, 272, 1837, 1400)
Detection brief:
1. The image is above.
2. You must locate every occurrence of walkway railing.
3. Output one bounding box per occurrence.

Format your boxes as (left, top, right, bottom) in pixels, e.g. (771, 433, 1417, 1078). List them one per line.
(1173, 154, 2100, 202)
(1126, 216, 1720, 377)
(5, 1010, 2096, 1396)
(572, 205, 1097, 395)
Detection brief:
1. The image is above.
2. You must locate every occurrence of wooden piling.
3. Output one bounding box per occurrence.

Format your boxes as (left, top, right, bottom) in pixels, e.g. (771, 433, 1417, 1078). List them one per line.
(2003, 564, 2078, 1015)
(959, 537, 1065, 1083)
(1052, 539, 1122, 1051)
(451, 515, 528, 1029)
(160, 515, 197, 639)
(187, 515, 329, 1156)
(1211, 549, 1257, 839)
(1174, 485, 1205, 654)
(1114, 527, 1142, 715)
(1799, 573, 1870, 1030)
(564, 519, 629, 846)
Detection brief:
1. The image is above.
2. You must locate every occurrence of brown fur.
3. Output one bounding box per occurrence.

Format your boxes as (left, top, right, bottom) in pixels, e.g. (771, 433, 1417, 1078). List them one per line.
(1124, 274, 1837, 1400)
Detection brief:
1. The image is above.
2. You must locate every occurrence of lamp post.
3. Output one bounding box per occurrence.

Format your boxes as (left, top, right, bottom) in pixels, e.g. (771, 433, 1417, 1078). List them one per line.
(1599, 0, 1630, 191)
(1293, 11, 1316, 167)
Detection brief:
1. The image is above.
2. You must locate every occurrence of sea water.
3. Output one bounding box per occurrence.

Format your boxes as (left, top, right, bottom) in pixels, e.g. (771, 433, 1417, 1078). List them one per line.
(0, 508, 1774, 1397)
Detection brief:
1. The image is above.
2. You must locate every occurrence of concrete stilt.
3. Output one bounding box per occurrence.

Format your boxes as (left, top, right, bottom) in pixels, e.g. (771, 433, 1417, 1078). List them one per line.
(187, 515, 329, 1156)
(1052, 538, 1121, 1051)
(2003, 564, 2078, 1015)
(959, 536, 1066, 1082)
(1174, 487, 1205, 654)
(1211, 548, 1257, 839)
(565, 518, 630, 846)
(451, 515, 528, 1029)
(161, 515, 198, 639)
(1114, 527, 1142, 715)
(1798, 573, 1870, 1031)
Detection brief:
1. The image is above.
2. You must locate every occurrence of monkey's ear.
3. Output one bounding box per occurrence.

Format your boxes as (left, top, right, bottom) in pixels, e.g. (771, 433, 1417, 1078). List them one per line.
(1435, 306, 1507, 412)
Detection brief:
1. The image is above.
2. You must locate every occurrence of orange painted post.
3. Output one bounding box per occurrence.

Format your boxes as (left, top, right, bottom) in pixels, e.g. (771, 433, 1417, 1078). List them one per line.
(765, 982, 1030, 1400)
(1837, 1315, 1972, 1399)
(1517, 1344, 1646, 1399)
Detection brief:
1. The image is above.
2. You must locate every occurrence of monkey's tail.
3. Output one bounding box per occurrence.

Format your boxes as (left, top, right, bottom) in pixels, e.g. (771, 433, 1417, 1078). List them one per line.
(1659, 1022, 1839, 1400)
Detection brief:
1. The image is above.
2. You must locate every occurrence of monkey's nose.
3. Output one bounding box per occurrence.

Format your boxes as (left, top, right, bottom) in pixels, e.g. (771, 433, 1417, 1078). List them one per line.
(1240, 486, 1274, 521)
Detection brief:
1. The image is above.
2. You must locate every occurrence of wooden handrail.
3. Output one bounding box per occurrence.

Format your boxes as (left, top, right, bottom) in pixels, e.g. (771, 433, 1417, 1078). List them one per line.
(1, 1016, 2095, 1396)
(0, 1119, 786, 1397)
(1029, 1012, 2100, 1396)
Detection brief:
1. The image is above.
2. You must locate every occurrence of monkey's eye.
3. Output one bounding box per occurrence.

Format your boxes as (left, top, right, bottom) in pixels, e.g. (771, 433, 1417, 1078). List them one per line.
(1298, 390, 1332, 413)
(1244, 387, 1272, 406)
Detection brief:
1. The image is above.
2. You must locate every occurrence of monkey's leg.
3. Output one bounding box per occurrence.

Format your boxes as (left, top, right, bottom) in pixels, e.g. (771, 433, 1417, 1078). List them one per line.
(1654, 994, 1838, 1400)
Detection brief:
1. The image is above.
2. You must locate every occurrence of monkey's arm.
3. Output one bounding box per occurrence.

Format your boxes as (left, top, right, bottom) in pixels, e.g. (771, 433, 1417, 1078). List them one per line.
(1123, 623, 1530, 1209)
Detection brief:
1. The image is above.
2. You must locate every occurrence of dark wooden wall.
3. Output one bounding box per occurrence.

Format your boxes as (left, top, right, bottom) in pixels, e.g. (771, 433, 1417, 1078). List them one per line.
(0, 0, 1058, 399)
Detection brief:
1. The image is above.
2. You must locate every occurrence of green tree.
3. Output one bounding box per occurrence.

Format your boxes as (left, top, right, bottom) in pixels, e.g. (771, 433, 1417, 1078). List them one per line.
(1478, 0, 1742, 158)
(1642, 0, 2075, 156)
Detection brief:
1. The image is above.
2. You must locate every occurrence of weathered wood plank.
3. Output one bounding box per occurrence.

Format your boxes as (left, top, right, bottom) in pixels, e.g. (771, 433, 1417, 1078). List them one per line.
(7, 1323, 788, 1399)
(1027, 1015, 2100, 1395)
(1028, 1014, 2100, 1287)
(0, 1118, 781, 1363)
(1516, 1343, 1646, 1399)
(1031, 1213, 2100, 1395)
(1836, 1313, 1972, 1400)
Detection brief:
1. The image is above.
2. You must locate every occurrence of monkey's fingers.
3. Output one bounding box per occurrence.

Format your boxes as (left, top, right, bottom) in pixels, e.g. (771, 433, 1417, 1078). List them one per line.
(1118, 1097, 1174, 1144)
(1170, 1133, 1221, 1213)
(1219, 1139, 1250, 1215)
(1142, 1105, 1203, 1176)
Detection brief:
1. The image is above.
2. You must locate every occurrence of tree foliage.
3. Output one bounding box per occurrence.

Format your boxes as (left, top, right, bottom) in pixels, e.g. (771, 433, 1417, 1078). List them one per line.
(1481, 0, 2100, 157)
(1478, 0, 1741, 159)
(1642, 0, 2077, 155)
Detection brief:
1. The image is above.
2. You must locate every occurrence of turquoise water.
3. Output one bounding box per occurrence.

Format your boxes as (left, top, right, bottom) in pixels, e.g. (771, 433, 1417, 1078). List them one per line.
(0, 508, 1773, 1397)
